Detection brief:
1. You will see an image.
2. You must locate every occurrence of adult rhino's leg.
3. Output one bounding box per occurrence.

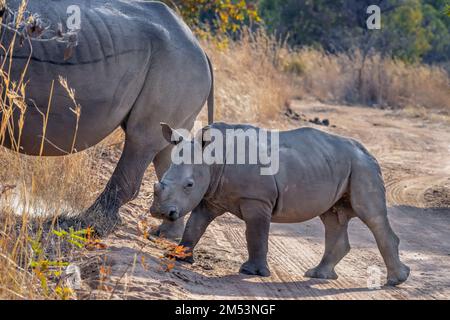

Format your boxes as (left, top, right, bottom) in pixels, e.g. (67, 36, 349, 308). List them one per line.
(305, 210, 351, 280)
(80, 131, 160, 236)
(350, 165, 410, 286)
(136, 43, 211, 240)
(152, 144, 187, 240)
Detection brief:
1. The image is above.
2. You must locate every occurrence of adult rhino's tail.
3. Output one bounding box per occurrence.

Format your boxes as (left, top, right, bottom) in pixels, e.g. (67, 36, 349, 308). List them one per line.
(206, 54, 214, 125)
(352, 139, 380, 167)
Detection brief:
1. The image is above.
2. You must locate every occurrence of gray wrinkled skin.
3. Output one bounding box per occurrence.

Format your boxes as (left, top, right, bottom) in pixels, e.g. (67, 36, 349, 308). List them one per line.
(151, 123, 410, 286)
(0, 1, 213, 236)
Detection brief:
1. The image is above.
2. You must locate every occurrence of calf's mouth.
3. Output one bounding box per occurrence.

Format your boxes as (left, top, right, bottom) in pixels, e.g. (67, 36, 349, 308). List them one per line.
(150, 205, 180, 222)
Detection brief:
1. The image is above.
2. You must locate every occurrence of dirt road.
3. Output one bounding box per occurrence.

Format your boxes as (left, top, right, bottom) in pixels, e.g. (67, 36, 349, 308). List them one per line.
(82, 101, 450, 300)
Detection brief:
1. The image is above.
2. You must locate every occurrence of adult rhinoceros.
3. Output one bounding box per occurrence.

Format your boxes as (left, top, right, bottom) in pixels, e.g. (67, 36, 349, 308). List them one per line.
(0, 0, 213, 237)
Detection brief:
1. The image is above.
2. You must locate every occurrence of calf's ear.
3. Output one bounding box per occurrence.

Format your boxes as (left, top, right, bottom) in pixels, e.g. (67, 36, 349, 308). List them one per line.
(161, 123, 183, 145)
(193, 125, 211, 149)
(201, 125, 212, 149)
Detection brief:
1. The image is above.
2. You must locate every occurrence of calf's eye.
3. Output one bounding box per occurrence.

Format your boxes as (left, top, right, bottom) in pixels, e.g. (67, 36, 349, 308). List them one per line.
(184, 180, 194, 189)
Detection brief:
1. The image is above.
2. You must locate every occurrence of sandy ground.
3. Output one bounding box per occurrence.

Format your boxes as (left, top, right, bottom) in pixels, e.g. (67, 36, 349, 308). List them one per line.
(78, 101, 450, 300)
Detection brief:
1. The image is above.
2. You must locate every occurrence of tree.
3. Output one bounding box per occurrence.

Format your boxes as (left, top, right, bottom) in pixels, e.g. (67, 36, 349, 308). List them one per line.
(258, 0, 450, 63)
(421, 0, 450, 62)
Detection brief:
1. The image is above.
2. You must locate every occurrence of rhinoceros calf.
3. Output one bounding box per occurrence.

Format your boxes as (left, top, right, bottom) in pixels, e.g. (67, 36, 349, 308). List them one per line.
(150, 122, 410, 286)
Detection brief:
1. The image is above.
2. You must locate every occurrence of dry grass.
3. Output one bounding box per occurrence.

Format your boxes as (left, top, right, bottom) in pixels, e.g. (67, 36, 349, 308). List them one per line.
(203, 31, 449, 124)
(284, 49, 450, 112)
(0, 141, 121, 299)
(0, 137, 101, 300)
(0, 130, 125, 300)
(0, 2, 52, 300)
(202, 29, 293, 124)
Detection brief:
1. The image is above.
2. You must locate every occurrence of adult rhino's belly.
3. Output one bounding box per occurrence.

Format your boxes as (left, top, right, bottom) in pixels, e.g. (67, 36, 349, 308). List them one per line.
(3, 49, 149, 156)
(1, 2, 152, 155)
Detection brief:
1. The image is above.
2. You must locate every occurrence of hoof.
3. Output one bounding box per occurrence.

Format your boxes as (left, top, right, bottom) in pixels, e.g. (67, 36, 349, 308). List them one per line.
(386, 264, 410, 286)
(239, 261, 271, 277)
(305, 266, 338, 280)
(154, 219, 186, 241)
(80, 211, 121, 238)
(50, 212, 120, 238)
(149, 227, 161, 237)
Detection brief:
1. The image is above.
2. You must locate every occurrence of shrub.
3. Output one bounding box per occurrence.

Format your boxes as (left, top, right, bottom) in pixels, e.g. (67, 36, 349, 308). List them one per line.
(163, 0, 260, 33)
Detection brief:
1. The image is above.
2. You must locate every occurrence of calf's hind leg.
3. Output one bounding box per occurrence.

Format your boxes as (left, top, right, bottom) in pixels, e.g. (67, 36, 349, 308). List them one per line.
(305, 209, 351, 280)
(350, 168, 410, 286)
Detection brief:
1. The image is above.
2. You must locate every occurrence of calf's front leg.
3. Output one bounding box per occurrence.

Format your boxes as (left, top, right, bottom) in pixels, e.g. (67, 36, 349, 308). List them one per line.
(178, 202, 223, 264)
(239, 200, 272, 277)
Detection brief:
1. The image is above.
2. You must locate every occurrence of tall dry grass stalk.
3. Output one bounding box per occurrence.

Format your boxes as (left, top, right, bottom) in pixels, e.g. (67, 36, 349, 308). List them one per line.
(0, 0, 45, 300)
(283, 48, 450, 111)
(0, 1, 104, 299)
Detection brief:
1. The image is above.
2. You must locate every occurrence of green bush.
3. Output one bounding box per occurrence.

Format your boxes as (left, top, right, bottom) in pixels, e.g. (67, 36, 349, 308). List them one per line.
(258, 0, 450, 64)
(163, 0, 260, 33)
